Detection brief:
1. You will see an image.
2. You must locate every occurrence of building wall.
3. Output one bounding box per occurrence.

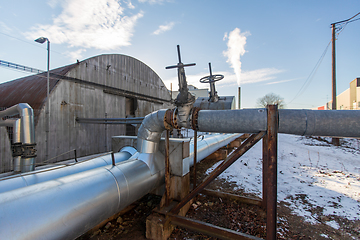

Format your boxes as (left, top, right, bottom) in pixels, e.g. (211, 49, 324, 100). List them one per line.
(0, 127, 12, 173)
(35, 54, 171, 163)
(337, 88, 350, 110)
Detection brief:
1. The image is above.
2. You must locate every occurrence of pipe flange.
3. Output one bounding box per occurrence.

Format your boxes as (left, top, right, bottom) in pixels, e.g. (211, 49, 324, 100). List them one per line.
(190, 107, 200, 131)
(164, 109, 173, 131)
(11, 143, 23, 157)
(22, 143, 37, 158)
(172, 108, 181, 129)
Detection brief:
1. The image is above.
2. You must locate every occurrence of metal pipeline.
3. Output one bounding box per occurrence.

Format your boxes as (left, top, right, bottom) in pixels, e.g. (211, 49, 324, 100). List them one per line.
(2, 106, 358, 239)
(0, 103, 36, 172)
(0, 134, 235, 240)
(0, 118, 22, 172)
(0, 147, 136, 194)
(186, 133, 240, 166)
(196, 109, 360, 138)
(0, 158, 162, 240)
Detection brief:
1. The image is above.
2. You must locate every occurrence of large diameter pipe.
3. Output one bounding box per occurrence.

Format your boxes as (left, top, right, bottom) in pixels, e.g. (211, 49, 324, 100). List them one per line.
(0, 133, 236, 240)
(0, 119, 22, 172)
(0, 103, 36, 172)
(197, 109, 360, 138)
(0, 147, 135, 194)
(0, 158, 162, 240)
(186, 133, 240, 166)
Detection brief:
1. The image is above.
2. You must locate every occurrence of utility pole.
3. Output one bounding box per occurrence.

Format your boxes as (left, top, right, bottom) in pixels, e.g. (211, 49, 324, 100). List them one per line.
(331, 23, 336, 111)
(330, 12, 360, 146)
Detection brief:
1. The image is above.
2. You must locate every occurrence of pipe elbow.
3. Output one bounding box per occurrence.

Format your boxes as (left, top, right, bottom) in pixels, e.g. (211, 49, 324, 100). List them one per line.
(137, 110, 167, 153)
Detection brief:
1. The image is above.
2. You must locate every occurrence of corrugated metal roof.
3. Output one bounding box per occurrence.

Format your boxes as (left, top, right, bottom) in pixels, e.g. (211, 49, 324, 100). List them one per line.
(0, 64, 77, 124)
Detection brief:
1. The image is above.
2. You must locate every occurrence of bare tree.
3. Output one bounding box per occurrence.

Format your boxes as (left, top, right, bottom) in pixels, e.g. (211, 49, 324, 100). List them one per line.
(257, 93, 285, 108)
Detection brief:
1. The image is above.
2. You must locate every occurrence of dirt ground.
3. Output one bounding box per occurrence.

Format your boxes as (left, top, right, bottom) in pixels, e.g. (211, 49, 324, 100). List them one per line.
(78, 155, 359, 240)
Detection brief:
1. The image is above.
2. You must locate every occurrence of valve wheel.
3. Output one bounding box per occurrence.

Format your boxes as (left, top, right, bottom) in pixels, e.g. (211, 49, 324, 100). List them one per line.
(199, 74, 224, 83)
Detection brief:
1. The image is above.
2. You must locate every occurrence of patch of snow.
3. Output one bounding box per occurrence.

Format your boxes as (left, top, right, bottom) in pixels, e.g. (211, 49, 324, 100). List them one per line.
(207, 134, 360, 223)
(320, 233, 329, 238)
(326, 220, 340, 229)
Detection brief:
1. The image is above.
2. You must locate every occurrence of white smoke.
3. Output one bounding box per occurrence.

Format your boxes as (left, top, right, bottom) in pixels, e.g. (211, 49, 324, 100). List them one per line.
(223, 28, 250, 86)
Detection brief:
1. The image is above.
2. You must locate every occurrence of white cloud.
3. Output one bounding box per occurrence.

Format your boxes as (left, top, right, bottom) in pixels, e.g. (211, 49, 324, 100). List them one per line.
(164, 68, 284, 89)
(47, 0, 60, 8)
(25, 0, 143, 50)
(0, 21, 12, 34)
(152, 22, 175, 35)
(266, 78, 298, 85)
(223, 28, 250, 86)
(64, 48, 87, 62)
(125, 0, 135, 9)
(138, 0, 170, 4)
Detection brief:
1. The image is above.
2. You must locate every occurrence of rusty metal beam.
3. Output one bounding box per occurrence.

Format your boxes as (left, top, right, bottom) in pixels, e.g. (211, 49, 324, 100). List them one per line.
(168, 213, 263, 240)
(266, 105, 278, 240)
(165, 129, 170, 206)
(170, 131, 265, 214)
(201, 189, 262, 207)
(262, 134, 268, 210)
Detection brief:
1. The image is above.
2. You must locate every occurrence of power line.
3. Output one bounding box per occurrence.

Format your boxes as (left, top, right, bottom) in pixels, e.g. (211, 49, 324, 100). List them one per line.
(0, 31, 63, 55)
(288, 41, 331, 104)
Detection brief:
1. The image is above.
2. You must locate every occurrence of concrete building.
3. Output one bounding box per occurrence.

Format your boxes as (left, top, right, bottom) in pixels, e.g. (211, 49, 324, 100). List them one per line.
(318, 77, 360, 110)
(0, 54, 171, 172)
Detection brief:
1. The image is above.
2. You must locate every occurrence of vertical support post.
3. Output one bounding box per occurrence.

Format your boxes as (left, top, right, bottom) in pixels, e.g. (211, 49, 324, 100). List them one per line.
(111, 151, 115, 166)
(105, 113, 108, 151)
(331, 23, 336, 111)
(238, 87, 241, 109)
(266, 105, 278, 240)
(74, 149, 78, 162)
(165, 129, 170, 206)
(193, 130, 197, 189)
(262, 132, 268, 210)
(45, 40, 50, 162)
(331, 23, 340, 146)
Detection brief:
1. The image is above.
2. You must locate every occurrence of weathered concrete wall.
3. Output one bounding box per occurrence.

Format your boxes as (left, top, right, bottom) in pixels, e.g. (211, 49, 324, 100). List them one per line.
(0, 127, 12, 173)
(35, 54, 172, 163)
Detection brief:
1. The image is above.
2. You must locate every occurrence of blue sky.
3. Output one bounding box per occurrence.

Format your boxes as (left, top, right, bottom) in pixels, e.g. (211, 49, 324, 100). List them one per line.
(0, 0, 359, 109)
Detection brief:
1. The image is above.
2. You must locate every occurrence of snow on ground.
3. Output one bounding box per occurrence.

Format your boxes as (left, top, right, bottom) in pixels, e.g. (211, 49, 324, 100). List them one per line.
(206, 134, 360, 224)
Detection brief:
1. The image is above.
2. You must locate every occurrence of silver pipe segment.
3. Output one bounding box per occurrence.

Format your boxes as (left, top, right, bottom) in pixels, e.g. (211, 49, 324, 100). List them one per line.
(0, 103, 36, 172)
(0, 133, 237, 240)
(0, 158, 163, 240)
(0, 119, 22, 171)
(136, 109, 167, 153)
(197, 109, 360, 138)
(186, 133, 240, 166)
(0, 147, 135, 194)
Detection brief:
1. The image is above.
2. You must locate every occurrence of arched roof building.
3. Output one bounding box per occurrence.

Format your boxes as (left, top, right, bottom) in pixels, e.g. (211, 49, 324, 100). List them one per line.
(0, 54, 171, 171)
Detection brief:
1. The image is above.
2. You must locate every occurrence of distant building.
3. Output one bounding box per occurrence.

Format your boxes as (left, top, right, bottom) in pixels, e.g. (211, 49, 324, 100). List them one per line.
(170, 85, 209, 100)
(0, 54, 171, 172)
(318, 77, 360, 110)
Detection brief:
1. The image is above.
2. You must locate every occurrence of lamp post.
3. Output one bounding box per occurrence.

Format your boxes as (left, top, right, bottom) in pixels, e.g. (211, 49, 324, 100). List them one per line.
(35, 37, 50, 160)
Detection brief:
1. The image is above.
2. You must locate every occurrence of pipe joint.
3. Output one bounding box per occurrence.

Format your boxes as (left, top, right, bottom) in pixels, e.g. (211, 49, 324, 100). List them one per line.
(11, 143, 23, 157)
(22, 143, 37, 158)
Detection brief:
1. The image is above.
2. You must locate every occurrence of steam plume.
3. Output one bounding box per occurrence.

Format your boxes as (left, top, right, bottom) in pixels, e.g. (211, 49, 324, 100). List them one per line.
(223, 28, 249, 86)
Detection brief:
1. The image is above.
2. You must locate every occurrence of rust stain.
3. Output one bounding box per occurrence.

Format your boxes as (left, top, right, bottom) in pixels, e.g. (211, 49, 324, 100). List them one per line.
(0, 64, 77, 125)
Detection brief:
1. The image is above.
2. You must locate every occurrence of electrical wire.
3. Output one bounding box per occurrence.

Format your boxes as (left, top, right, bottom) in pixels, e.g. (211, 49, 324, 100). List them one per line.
(288, 41, 331, 104)
(0, 31, 63, 55)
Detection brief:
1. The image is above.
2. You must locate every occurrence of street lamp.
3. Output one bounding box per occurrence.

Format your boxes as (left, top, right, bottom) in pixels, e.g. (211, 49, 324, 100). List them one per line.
(35, 37, 50, 160)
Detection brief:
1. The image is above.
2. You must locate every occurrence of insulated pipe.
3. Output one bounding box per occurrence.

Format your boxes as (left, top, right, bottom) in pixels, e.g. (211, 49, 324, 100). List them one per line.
(186, 133, 240, 166)
(197, 109, 360, 138)
(0, 134, 236, 240)
(0, 158, 162, 240)
(0, 119, 22, 172)
(0, 147, 135, 194)
(0, 103, 36, 172)
(137, 110, 167, 153)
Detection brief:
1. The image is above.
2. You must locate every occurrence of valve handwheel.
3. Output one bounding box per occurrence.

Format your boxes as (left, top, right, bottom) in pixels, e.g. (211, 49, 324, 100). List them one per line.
(199, 74, 224, 83)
